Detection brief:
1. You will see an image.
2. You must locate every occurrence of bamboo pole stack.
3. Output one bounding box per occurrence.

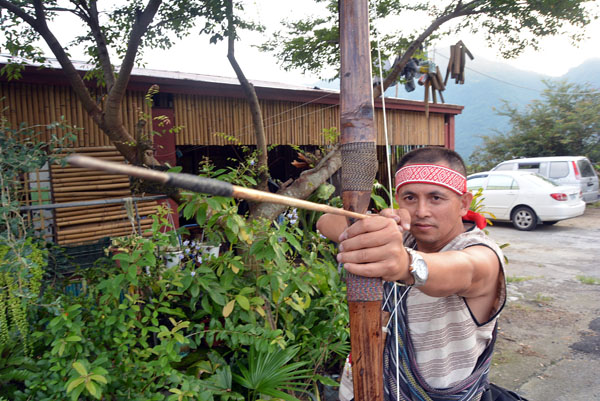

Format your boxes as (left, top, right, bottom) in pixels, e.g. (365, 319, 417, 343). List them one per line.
(51, 147, 160, 245)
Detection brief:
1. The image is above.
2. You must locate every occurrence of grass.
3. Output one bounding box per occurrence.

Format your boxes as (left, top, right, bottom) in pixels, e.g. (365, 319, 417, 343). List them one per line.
(576, 275, 600, 285)
(506, 275, 535, 283)
(533, 293, 553, 303)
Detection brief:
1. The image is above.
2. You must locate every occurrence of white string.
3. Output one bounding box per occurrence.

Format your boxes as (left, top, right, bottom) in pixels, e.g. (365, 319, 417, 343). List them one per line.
(375, 30, 395, 210)
(375, 26, 401, 399)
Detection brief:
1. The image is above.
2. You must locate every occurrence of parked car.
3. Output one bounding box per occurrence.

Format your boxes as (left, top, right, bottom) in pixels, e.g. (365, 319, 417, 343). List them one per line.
(491, 156, 599, 203)
(467, 171, 586, 231)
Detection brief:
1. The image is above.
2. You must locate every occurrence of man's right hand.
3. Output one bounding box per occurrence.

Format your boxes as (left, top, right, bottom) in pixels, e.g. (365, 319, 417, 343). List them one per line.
(336, 211, 412, 282)
(379, 208, 411, 232)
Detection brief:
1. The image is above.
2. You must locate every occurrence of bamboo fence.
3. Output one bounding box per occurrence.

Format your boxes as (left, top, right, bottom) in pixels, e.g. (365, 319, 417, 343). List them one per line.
(48, 147, 160, 244)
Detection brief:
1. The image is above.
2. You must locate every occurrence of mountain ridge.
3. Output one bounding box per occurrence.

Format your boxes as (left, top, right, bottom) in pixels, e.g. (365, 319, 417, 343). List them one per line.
(315, 57, 600, 160)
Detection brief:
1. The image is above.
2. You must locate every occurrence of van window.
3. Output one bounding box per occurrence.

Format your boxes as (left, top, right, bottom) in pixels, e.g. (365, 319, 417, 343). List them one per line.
(549, 161, 569, 178)
(494, 163, 514, 171)
(486, 175, 518, 190)
(578, 159, 596, 178)
(517, 162, 540, 172)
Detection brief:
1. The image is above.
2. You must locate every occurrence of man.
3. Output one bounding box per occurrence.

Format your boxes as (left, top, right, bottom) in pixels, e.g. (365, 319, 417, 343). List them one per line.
(317, 147, 506, 401)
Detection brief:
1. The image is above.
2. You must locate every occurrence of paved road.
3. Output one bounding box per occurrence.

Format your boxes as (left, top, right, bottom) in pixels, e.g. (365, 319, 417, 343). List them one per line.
(486, 207, 600, 401)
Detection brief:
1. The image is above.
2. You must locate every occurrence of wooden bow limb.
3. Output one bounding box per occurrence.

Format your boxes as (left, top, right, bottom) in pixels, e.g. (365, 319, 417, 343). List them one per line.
(66, 154, 369, 221)
(340, 0, 384, 399)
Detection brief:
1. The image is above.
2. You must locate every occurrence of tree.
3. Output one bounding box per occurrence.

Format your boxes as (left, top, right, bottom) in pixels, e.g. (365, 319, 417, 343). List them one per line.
(468, 80, 600, 171)
(261, 0, 596, 98)
(0, 0, 257, 166)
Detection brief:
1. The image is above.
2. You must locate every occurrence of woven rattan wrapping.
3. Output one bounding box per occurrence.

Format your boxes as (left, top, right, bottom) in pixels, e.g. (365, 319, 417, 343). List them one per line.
(346, 272, 383, 301)
(341, 142, 378, 191)
(341, 141, 382, 301)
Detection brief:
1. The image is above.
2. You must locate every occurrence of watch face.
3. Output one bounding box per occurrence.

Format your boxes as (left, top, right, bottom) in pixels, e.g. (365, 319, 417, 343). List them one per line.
(413, 260, 428, 280)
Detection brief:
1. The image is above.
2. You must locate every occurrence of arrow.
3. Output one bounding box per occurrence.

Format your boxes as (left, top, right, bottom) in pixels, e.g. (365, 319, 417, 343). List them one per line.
(66, 154, 369, 221)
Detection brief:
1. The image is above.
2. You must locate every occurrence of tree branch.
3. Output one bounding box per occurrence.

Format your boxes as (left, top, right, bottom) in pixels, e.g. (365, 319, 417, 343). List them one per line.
(251, 145, 342, 220)
(106, 0, 162, 124)
(225, 0, 269, 192)
(88, 0, 116, 90)
(24, 0, 101, 117)
(0, 0, 37, 26)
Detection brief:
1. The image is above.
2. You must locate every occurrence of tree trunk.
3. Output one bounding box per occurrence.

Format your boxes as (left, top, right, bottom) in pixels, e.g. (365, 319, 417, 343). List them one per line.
(251, 145, 342, 221)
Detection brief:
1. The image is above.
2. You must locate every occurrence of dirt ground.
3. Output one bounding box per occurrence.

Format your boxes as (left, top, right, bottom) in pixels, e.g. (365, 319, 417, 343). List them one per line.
(486, 206, 600, 401)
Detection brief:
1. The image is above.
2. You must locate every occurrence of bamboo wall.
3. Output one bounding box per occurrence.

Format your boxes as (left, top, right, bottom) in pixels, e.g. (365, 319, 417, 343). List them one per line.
(0, 82, 152, 147)
(51, 147, 160, 245)
(16, 147, 160, 245)
(1, 80, 446, 148)
(375, 109, 445, 146)
(174, 94, 446, 147)
(4, 78, 447, 244)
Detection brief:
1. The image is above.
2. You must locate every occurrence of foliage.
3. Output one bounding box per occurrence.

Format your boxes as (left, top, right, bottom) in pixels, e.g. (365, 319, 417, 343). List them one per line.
(233, 345, 311, 401)
(1, 155, 348, 400)
(469, 187, 495, 226)
(0, 1, 259, 81)
(180, 159, 350, 382)
(469, 80, 600, 171)
(260, 0, 595, 80)
(0, 112, 74, 355)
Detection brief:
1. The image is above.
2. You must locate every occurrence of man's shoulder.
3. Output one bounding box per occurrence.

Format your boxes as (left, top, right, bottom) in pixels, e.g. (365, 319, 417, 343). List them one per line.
(447, 226, 500, 252)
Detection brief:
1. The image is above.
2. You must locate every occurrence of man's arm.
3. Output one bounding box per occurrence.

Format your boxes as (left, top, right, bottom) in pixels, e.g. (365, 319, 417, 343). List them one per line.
(336, 217, 501, 312)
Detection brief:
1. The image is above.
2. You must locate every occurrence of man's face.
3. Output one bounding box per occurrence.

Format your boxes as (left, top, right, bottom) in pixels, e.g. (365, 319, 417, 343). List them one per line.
(395, 171, 471, 253)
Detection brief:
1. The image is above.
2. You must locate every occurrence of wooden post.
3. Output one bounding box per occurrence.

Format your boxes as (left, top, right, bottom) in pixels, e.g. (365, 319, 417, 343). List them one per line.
(340, 1, 384, 400)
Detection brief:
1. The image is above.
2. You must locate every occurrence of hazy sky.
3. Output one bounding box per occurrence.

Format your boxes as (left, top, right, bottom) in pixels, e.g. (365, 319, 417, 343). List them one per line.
(140, 0, 600, 85)
(10, 0, 600, 85)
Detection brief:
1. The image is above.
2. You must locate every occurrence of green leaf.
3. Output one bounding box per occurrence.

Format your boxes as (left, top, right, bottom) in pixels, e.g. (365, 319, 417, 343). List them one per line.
(315, 374, 339, 387)
(66, 376, 85, 393)
(235, 294, 250, 310)
(190, 283, 200, 298)
(65, 335, 82, 342)
(85, 380, 99, 398)
(72, 361, 88, 376)
(89, 374, 108, 384)
(113, 252, 132, 262)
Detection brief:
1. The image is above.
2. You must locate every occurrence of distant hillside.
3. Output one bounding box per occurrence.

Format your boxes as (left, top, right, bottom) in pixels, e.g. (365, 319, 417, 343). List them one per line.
(315, 57, 600, 161)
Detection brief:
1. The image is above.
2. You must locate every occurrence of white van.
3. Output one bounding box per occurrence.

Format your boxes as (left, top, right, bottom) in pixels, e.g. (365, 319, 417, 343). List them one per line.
(491, 156, 599, 203)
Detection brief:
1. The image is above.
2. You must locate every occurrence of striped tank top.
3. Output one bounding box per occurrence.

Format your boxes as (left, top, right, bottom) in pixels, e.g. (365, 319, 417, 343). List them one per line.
(382, 225, 506, 400)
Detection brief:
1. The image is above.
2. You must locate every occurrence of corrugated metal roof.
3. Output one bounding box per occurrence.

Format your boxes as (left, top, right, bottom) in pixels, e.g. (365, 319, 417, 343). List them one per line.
(0, 54, 335, 93)
(0, 54, 463, 113)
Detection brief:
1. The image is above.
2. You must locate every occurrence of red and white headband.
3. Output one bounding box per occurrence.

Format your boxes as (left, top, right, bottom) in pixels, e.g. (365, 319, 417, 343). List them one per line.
(394, 164, 467, 195)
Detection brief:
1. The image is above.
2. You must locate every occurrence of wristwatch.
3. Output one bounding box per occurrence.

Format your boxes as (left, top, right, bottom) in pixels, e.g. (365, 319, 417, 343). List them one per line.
(406, 247, 428, 287)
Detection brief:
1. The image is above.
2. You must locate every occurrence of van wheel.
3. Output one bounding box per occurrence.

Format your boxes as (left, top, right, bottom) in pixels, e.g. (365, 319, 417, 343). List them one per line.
(512, 206, 537, 231)
(544, 220, 559, 225)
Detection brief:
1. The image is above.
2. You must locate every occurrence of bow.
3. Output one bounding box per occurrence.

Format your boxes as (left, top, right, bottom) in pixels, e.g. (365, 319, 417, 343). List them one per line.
(340, 1, 384, 399)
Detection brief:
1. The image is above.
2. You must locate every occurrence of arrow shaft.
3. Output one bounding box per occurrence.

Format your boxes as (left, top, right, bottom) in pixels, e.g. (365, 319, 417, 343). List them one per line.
(66, 154, 368, 221)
